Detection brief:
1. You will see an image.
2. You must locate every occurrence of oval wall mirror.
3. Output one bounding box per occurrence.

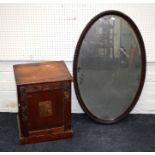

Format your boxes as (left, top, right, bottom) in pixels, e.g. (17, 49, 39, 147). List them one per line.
(73, 10, 146, 124)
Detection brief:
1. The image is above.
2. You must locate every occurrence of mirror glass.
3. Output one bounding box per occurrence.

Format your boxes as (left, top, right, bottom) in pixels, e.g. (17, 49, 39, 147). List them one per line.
(74, 13, 145, 123)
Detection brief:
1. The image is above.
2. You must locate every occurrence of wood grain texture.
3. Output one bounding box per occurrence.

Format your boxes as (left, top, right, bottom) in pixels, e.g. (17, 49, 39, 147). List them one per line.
(14, 61, 73, 144)
(13, 61, 72, 85)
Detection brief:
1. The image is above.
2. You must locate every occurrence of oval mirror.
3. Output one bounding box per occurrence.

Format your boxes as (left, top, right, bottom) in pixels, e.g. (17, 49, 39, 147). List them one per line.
(73, 11, 146, 123)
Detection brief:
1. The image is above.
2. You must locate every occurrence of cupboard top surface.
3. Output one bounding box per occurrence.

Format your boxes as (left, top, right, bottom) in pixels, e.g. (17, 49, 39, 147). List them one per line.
(14, 61, 72, 85)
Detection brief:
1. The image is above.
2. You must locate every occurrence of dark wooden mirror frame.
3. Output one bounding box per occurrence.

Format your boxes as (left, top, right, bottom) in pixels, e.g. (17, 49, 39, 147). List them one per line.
(73, 10, 146, 124)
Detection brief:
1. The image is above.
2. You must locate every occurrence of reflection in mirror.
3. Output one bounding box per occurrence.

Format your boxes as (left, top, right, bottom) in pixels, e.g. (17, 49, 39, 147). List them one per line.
(77, 15, 142, 121)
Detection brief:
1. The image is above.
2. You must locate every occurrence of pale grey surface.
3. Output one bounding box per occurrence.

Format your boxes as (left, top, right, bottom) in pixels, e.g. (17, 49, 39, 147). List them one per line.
(77, 15, 141, 120)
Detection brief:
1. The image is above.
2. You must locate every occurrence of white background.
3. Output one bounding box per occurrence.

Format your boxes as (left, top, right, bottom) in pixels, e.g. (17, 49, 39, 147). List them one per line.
(0, 3, 155, 113)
